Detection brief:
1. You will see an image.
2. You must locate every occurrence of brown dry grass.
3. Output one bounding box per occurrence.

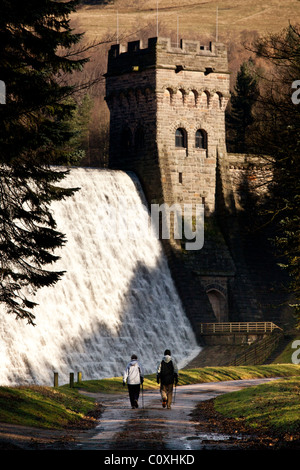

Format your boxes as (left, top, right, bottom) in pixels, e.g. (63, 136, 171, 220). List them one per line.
(68, 0, 300, 166)
(71, 0, 300, 42)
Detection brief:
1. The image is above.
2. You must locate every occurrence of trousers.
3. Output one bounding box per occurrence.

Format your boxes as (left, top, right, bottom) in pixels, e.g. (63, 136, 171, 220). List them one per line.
(160, 383, 173, 408)
(127, 384, 140, 407)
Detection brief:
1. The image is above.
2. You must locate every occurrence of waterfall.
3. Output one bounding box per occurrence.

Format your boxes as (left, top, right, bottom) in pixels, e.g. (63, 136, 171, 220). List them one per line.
(0, 168, 200, 386)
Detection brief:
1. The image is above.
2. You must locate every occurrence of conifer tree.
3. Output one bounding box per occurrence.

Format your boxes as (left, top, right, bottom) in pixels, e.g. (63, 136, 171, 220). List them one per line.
(0, 0, 88, 324)
(69, 93, 93, 159)
(227, 59, 259, 153)
(251, 24, 300, 324)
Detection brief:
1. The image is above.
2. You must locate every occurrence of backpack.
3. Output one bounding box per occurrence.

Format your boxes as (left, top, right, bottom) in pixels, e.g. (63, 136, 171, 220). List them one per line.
(160, 360, 174, 385)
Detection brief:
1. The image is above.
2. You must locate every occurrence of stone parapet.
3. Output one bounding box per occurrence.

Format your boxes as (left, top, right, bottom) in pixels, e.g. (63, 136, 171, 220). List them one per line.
(107, 37, 228, 76)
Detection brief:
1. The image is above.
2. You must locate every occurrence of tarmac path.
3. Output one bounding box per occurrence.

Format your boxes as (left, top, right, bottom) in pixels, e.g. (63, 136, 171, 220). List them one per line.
(75, 378, 277, 451)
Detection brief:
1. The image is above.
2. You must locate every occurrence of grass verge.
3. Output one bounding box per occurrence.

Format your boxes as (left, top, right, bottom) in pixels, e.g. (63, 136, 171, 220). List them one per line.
(271, 335, 300, 364)
(74, 364, 300, 394)
(0, 385, 98, 430)
(214, 376, 300, 437)
(0, 364, 299, 430)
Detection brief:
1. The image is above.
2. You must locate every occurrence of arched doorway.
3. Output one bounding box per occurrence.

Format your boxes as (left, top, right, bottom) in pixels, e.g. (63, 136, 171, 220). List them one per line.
(207, 289, 227, 322)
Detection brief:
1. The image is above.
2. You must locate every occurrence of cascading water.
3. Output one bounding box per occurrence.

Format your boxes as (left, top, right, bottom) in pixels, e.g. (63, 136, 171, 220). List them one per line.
(0, 168, 201, 386)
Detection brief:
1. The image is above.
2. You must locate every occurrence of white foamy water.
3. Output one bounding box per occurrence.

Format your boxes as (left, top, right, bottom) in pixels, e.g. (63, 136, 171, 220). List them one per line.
(0, 168, 200, 386)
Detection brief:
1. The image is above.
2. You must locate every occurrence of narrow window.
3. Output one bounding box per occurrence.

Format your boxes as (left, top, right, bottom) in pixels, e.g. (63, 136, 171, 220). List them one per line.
(175, 128, 187, 148)
(179, 172, 183, 184)
(195, 129, 207, 149)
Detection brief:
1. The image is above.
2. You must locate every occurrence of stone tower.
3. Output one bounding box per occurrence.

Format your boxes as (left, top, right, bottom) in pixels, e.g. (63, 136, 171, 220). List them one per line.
(105, 37, 230, 214)
(105, 37, 263, 330)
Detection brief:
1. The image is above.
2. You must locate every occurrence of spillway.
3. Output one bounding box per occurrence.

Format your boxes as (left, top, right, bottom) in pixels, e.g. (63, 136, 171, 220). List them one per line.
(0, 168, 200, 386)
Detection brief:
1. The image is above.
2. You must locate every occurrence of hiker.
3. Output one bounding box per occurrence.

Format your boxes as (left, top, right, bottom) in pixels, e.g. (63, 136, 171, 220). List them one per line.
(156, 349, 178, 409)
(123, 354, 144, 409)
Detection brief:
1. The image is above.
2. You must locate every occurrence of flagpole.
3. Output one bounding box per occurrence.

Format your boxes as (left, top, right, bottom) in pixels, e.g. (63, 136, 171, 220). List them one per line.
(216, 6, 218, 42)
(156, 0, 159, 37)
(117, 10, 119, 44)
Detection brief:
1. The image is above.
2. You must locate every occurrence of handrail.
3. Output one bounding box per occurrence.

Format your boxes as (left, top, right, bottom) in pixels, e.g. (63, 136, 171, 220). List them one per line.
(198, 322, 282, 335)
(231, 330, 283, 366)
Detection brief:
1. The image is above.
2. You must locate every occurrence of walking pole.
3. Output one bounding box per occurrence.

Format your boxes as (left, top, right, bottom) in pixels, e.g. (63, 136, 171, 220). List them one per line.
(173, 383, 177, 404)
(142, 382, 144, 409)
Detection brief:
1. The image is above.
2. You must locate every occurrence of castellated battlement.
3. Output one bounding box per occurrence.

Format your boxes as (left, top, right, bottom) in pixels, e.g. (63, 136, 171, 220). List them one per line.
(107, 36, 228, 76)
(109, 36, 226, 57)
(106, 35, 230, 217)
(105, 38, 269, 327)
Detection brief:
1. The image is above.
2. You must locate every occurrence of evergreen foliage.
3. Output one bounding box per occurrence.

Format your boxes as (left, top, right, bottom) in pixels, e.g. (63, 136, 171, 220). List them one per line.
(0, 0, 88, 324)
(251, 24, 300, 324)
(68, 93, 93, 159)
(226, 58, 259, 153)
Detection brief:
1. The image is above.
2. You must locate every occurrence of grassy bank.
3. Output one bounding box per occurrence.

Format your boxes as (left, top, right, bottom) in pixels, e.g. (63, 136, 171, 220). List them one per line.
(0, 385, 97, 430)
(214, 376, 300, 437)
(271, 336, 300, 364)
(0, 364, 299, 431)
(76, 364, 300, 394)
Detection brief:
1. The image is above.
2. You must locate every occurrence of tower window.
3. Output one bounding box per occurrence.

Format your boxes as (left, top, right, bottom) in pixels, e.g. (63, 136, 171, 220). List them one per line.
(195, 129, 207, 149)
(175, 128, 187, 148)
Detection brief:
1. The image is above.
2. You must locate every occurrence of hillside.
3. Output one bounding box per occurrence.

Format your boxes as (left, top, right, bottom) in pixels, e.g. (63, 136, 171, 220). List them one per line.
(72, 0, 300, 42)
(69, 0, 300, 167)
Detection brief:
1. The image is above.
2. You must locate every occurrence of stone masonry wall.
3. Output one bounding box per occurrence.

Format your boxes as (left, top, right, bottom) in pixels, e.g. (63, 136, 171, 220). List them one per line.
(156, 67, 229, 213)
(105, 37, 273, 329)
(105, 37, 230, 214)
(105, 67, 163, 205)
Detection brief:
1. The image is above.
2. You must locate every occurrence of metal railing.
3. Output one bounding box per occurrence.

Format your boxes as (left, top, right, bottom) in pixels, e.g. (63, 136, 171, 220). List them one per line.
(231, 330, 283, 366)
(198, 322, 282, 335)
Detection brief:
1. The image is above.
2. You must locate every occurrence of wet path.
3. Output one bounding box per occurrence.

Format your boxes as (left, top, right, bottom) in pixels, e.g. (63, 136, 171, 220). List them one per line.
(76, 378, 277, 450)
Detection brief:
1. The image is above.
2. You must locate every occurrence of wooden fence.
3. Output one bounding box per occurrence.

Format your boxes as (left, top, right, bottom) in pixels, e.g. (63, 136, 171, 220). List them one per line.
(198, 322, 282, 335)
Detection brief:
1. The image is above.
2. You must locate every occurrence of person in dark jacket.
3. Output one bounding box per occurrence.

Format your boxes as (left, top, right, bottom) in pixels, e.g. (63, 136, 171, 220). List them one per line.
(123, 354, 144, 409)
(156, 349, 178, 409)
